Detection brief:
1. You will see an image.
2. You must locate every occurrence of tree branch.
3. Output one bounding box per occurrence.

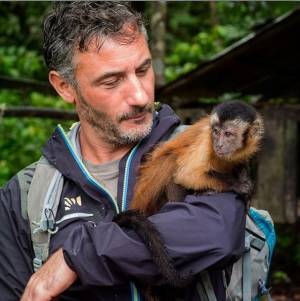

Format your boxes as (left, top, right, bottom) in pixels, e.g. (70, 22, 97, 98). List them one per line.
(0, 75, 56, 95)
(0, 106, 78, 120)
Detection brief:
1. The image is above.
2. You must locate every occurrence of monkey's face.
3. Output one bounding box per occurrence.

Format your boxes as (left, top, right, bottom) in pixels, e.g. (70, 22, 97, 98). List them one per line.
(211, 120, 248, 159)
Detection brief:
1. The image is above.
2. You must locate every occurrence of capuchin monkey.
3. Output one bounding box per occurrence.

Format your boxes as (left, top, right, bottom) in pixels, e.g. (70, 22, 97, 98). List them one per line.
(114, 101, 264, 300)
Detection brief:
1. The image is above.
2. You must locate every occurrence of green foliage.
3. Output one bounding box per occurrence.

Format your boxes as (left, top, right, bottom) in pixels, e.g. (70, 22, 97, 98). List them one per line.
(0, 2, 73, 186)
(0, 2, 50, 49)
(0, 118, 73, 187)
(276, 227, 300, 266)
(0, 2, 49, 80)
(0, 89, 73, 186)
(165, 24, 248, 81)
(0, 46, 46, 79)
(164, 1, 299, 82)
(270, 224, 300, 286)
(0, 89, 72, 109)
(272, 271, 291, 285)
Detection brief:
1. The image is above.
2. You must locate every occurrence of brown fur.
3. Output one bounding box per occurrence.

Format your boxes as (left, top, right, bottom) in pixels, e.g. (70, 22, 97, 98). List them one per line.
(130, 113, 263, 216)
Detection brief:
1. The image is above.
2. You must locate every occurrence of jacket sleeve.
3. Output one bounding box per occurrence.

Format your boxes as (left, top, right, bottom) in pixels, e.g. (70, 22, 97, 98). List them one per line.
(0, 177, 34, 300)
(62, 192, 246, 286)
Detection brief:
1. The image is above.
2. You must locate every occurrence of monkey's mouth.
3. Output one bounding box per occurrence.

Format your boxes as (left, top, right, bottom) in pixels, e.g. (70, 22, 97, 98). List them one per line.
(215, 149, 232, 157)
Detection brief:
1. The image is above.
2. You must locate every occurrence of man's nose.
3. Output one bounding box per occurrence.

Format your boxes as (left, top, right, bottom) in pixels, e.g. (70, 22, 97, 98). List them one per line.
(126, 75, 148, 107)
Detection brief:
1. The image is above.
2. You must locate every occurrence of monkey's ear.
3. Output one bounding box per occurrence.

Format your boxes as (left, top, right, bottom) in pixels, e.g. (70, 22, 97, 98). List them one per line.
(249, 116, 264, 139)
(210, 113, 219, 125)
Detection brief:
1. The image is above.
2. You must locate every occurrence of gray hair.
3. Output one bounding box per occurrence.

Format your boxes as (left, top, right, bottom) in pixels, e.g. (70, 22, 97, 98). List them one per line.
(43, 1, 147, 85)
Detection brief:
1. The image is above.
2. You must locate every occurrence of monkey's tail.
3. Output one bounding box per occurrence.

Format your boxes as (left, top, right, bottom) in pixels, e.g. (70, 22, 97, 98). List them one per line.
(130, 149, 177, 215)
(113, 210, 191, 288)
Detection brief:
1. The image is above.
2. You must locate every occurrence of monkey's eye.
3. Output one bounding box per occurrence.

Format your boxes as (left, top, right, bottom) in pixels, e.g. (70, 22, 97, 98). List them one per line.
(224, 131, 233, 137)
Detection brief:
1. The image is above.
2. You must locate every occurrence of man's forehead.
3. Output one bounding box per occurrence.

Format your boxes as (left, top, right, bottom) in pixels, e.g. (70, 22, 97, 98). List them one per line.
(73, 34, 151, 82)
(73, 33, 150, 70)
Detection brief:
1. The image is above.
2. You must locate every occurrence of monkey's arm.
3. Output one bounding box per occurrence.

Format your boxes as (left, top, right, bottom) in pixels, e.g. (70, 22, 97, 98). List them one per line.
(61, 192, 246, 286)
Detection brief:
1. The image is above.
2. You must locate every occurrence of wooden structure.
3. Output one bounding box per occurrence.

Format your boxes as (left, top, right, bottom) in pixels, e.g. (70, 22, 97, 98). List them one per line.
(157, 8, 300, 223)
(157, 8, 300, 106)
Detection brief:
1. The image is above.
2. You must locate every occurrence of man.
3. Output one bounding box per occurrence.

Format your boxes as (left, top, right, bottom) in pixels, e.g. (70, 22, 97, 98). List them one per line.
(0, 2, 245, 301)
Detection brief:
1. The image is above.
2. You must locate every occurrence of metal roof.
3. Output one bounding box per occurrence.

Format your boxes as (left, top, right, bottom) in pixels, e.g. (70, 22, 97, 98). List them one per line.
(157, 7, 300, 106)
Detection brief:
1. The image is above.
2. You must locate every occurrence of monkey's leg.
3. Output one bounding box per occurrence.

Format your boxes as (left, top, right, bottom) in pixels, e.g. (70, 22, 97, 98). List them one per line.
(113, 210, 191, 288)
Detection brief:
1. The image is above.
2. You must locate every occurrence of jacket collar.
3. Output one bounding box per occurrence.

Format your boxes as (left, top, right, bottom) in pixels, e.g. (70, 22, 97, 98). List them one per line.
(42, 104, 181, 213)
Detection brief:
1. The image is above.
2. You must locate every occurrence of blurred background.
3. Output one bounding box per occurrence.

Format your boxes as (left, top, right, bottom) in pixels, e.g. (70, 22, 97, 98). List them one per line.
(0, 2, 299, 299)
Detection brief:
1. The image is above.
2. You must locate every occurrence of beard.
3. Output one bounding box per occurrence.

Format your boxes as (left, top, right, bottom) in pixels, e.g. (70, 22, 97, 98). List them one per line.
(76, 92, 154, 146)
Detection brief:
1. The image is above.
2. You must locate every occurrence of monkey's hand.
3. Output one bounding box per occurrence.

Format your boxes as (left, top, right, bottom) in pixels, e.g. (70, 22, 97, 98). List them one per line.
(229, 167, 253, 207)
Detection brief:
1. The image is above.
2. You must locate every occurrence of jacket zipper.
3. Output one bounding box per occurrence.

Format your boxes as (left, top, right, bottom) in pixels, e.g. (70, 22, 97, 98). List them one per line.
(57, 125, 119, 214)
(121, 141, 143, 301)
(58, 125, 142, 301)
(121, 141, 142, 211)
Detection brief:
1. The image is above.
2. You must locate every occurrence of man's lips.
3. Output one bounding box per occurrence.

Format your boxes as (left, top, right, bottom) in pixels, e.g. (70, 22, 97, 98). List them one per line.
(125, 112, 148, 122)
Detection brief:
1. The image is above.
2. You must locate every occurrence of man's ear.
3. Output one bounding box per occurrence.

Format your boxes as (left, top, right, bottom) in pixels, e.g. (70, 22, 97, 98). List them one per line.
(49, 71, 76, 104)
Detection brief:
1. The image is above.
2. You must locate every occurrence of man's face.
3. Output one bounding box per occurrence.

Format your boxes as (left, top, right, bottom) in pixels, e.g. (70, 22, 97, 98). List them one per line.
(72, 33, 155, 146)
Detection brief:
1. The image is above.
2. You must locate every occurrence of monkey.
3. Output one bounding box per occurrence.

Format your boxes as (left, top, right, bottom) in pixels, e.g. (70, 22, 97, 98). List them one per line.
(130, 100, 263, 214)
(113, 101, 264, 300)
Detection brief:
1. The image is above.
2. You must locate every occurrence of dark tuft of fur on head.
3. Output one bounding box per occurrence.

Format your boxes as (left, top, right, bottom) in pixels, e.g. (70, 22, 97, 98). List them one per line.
(212, 101, 257, 124)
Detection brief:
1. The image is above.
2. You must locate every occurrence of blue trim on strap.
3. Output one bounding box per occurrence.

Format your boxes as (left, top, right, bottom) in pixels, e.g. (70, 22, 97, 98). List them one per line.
(249, 208, 276, 263)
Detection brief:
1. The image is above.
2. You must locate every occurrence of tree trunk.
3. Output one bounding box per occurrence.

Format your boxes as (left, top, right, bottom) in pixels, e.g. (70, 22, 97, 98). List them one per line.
(149, 1, 167, 88)
(209, 1, 219, 27)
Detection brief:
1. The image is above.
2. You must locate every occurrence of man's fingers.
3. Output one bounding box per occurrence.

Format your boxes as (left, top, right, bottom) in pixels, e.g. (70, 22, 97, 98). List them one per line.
(21, 249, 77, 301)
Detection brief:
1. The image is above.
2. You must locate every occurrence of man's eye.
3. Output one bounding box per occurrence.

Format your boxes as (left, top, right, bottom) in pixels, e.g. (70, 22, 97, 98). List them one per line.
(102, 78, 121, 88)
(136, 66, 150, 76)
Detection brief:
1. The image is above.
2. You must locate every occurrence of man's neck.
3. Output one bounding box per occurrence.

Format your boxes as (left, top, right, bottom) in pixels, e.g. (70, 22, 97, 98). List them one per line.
(79, 123, 134, 165)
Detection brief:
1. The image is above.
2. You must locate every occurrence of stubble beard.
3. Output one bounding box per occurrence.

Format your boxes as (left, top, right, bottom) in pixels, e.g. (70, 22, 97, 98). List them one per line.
(76, 93, 154, 146)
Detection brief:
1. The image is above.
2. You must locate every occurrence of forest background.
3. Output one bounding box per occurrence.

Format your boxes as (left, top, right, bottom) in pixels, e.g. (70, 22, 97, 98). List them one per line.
(0, 1, 299, 295)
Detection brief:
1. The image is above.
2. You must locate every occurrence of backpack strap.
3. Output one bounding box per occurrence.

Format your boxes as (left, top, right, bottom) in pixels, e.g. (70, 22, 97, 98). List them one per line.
(168, 124, 189, 140)
(27, 156, 64, 271)
(20, 123, 81, 272)
(243, 233, 253, 301)
(197, 271, 217, 301)
(17, 161, 38, 220)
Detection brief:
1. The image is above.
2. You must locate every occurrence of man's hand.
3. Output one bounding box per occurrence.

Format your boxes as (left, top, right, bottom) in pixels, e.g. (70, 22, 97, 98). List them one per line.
(21, 249, 77, 301)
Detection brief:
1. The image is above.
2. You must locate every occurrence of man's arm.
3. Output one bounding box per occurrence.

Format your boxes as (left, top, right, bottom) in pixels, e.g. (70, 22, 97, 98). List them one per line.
(0, 177, 34, 300)
(20, 249, 76, 301)
(64, 192, 245, 284)
(21, 192, 245, 300)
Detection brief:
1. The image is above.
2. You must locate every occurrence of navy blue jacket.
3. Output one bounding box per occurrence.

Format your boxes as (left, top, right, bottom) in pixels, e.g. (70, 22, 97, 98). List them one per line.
(0, 105, 246, 301)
